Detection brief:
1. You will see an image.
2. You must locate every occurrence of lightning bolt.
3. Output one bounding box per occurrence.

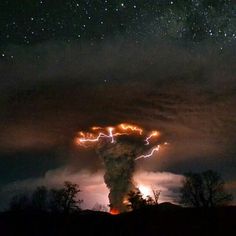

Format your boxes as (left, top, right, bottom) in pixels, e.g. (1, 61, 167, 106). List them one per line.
(108, 127, 115, 143)
(77, 132, 111, 144)
(75, 123, 168, 161)
(76, 127, 129, 145)
(145, 131, 159, 145)
(76, 123, 144, 146)
(91, 126, 103, 131)
(119, 123, 143, 135)
(135, 145, 160, 160)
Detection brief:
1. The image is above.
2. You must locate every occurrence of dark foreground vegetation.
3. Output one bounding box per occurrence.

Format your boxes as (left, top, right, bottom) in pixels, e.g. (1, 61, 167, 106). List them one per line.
(0, 203, 235, 236)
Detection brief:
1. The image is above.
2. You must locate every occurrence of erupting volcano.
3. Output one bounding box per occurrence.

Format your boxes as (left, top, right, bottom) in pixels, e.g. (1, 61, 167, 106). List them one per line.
(75, 123, 167, 212)
(110, 208, 120, 215)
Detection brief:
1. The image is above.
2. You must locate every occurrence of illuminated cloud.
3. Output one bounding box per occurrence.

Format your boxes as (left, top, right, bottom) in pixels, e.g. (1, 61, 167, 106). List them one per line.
(1, 168, 184, 209)
(0, 40, 235, 205)
(134, 171, 184, 203)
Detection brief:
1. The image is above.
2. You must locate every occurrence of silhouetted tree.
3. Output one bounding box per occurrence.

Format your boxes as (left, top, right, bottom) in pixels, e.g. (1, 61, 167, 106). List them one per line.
(9, 194, 31, 211)
(8, 181, 83, 213)
(50, 181, 83, 213)
(31, 186, 48, 211)
(152, 189, 161, 205)
(127, 188, 147, 210)
(146, 195, 155, 205)
(179, 170, 233, 207)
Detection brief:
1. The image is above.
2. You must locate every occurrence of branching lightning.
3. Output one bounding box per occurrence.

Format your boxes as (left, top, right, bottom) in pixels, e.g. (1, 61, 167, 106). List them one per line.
(119, 123, 143, 135)
(135, 145, 160, 160)
(75, 123, 168, 160)
(77, 131, 111, 144)
(145, 131, 159, 145)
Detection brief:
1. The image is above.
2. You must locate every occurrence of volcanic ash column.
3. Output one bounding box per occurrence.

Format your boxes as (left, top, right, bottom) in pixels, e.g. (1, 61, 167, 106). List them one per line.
(75, 123, 164, 213)
(97, 141, 140, 212)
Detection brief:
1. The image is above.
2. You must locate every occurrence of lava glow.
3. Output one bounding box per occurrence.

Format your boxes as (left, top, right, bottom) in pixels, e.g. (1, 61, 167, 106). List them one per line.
(75, 123, 167, 160)
(110, 208, 120, 215)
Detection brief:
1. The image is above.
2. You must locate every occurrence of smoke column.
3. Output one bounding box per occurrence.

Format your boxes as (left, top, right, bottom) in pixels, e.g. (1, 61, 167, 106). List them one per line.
(75, 124, 164, 213)
(97, 140, 142, 212)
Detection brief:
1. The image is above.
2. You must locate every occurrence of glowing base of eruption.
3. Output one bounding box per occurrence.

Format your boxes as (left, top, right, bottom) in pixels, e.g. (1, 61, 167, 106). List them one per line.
(110, 208, 120, 215)
(75, 123, 168, 212)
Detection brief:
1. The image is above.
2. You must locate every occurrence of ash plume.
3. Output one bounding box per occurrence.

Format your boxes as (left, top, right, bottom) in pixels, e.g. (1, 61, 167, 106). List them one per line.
(96, 138, 143, 212)
(74, 124, 165, 212)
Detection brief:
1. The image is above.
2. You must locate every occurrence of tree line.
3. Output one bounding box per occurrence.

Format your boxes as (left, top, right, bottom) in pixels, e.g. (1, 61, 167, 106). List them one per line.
(7, 169, 233, 213)
(9, 181, 83, 213)
(127, 170, 233, 210)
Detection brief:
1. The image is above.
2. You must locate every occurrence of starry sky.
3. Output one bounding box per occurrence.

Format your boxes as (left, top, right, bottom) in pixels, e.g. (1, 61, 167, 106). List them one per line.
(0, 0, 236, 209)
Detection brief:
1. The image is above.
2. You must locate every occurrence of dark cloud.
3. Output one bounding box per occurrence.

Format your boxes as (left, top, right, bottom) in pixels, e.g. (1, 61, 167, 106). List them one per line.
(0, 39, 235, 207)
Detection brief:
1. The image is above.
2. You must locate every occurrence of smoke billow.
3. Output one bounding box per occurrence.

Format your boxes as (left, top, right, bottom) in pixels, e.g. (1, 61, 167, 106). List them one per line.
(96, 138, 144, 212)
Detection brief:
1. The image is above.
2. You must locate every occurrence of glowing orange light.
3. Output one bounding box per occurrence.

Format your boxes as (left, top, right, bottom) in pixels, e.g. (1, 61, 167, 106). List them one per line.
(76, 123, 144, 146)
(145, 131, 160, 145)
(110, 209, 120, 215)
(77, 132, 110, 144)
(119, 123, 143, 135)
(91, 126, 102, 130)
(75, 123, 167, 160)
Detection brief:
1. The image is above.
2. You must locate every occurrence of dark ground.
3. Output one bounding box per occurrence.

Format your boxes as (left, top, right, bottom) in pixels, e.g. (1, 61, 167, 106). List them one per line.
(0, 203, 235, 236)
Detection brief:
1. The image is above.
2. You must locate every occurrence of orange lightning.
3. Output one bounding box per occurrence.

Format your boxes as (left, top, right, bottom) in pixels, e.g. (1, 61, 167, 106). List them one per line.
(76, 132, 111, 144)
(145, 131, 159, 145)
(75, 123, 168, 160)
(108, 127, 115, 143)
(119, 123, 143, 135)
(76, 123, 144, 146)
(76, 127, 127, 145)
(135, 145, 160, 160)
(91, 126, 103, 130)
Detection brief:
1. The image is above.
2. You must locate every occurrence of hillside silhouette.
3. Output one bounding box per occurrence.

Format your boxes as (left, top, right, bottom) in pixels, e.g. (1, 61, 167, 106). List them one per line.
(1, 203, 235, 236)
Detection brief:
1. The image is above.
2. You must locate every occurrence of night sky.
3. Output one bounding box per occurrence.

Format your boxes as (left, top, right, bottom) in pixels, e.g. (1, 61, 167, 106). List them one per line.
(0, 0, 236, 210)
